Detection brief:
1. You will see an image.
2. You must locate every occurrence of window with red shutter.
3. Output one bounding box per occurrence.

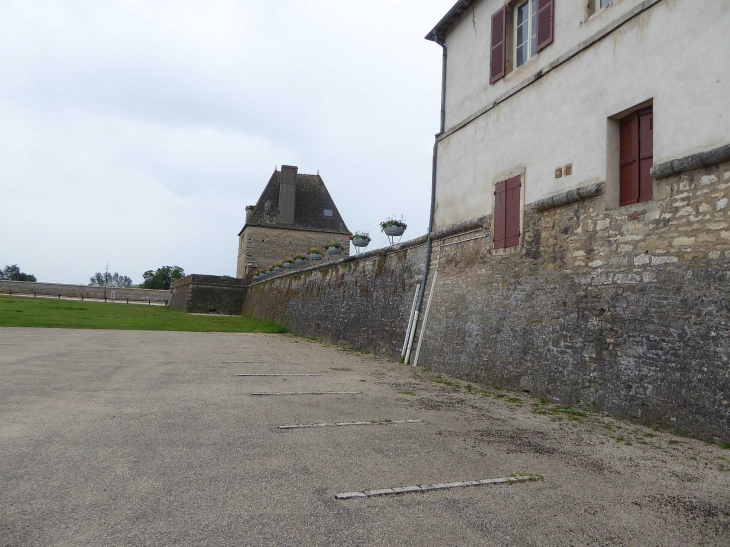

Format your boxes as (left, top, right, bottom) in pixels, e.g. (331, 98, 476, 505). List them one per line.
(494, 176, 522, 250)
(619, 113, 639, 206)
(505, 177, 522, 247)
(493, 180, 507, 249)
(536, 0, 554, 52)
(490, 6, 507, 84)
(619, 106, 653, 206)
(638, 107, 654, 202)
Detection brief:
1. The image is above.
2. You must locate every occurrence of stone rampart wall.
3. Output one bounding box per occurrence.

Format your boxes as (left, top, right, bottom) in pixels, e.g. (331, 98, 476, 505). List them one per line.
(242, 239, 426, 355)
(240, 161, 730, 442)
(0, 280, 171, 303)
(416, 161, 730, 442)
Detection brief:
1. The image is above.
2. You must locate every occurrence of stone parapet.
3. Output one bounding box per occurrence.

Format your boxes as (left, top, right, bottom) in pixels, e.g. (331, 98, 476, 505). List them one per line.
(246, 216, 491, 287)
(169, 275, 247, 314)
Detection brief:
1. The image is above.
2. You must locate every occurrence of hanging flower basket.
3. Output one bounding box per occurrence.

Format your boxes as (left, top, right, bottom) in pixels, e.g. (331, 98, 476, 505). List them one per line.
(350, 232, 371, 248)
(381, 218, 407, 237)
(384, 225, 406, 236)
(272, 265, 283, 273)
(282, 260, 295, 269)
(308, 247, 323, 261)
(325, 242, 343, 255)
(294, 253, 309, 265)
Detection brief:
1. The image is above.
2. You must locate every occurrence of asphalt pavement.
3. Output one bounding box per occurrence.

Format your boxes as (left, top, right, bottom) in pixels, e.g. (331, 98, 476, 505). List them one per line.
(1, 328, 728, 546)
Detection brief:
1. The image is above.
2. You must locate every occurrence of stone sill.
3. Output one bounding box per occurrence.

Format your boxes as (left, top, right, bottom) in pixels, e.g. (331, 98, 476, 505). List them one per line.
(491, 245, 523, 258)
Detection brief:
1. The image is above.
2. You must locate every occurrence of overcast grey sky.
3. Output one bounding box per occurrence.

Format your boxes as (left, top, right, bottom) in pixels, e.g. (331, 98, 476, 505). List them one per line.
(0, 1, 452, 284)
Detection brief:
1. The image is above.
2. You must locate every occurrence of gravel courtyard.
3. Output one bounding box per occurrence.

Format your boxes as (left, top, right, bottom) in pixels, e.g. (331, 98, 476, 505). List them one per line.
(1, 328, 728, 546)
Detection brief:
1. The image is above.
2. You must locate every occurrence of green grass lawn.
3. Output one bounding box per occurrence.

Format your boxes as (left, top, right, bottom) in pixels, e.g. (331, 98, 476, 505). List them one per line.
(0, 296, 288, 333)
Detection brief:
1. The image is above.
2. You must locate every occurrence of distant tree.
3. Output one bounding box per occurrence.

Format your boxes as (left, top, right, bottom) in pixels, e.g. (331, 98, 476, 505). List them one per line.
(89, 272, 134, 288)
(1, 264, 37, 282)
(141, 266, 185, 290)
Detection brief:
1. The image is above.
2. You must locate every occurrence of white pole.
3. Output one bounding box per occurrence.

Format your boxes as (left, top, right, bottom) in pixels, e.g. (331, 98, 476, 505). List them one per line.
(413, 270, 438, 367)
(404, 311, 419, 365)
(402, 283, 421, 357)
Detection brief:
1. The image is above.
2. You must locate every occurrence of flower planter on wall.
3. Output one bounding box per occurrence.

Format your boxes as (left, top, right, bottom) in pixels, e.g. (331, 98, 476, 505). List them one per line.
(383, 225, 406, 237)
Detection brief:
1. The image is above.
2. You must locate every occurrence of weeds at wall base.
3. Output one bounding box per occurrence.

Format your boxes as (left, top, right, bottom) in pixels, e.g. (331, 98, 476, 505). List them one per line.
(412, 365, 730, 451)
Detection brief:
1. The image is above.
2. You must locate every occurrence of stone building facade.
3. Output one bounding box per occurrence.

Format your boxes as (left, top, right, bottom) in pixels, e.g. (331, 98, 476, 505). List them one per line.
(426, 0, 729, 230)
(174, 1, 730, 441)
(236, 0, 730, 441)
(236, 165, 351, 279)
(240, 159, 730, 442)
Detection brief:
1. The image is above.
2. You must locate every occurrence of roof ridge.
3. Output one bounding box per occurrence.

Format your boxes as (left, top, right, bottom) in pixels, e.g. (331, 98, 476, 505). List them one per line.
(237, 169, 349, 236)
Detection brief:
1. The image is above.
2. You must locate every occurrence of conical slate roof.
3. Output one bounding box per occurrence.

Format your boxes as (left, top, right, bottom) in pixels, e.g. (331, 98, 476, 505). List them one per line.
(238, 170, 350, 236)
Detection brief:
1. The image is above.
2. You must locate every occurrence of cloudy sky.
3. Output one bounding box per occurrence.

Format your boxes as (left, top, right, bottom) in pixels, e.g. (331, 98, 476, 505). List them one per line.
(0, 0, 452, 284)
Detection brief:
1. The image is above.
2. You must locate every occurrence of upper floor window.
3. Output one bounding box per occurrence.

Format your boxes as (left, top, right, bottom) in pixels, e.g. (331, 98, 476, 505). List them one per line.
(323, 209, 333, 217)
(515, 0, 538, 68)
(490, 0, 554, 84)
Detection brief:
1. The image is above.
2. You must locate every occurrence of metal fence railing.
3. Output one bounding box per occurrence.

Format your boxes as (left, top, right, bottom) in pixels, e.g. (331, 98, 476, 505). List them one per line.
(0, 289, 168, 306)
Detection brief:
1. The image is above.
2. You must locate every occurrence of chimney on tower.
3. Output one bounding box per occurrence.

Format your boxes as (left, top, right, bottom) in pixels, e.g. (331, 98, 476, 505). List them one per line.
(245, 205, 255, 223)
(278, 165, 298, 225)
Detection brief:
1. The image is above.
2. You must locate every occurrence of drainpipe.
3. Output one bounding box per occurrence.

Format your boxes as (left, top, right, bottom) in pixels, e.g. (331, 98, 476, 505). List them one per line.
(407, 36, 447, 365)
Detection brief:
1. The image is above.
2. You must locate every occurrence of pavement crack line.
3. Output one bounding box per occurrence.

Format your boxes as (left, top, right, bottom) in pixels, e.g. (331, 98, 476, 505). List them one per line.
(336, 475, 541, 500)
(250, 391, 363, 396)
(237, 374, 326, 377)
(278, 420, 422, 430)
(224, 361, 304, 364)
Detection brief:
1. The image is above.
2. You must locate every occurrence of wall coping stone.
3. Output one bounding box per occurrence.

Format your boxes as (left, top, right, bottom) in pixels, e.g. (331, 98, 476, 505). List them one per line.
(247, 217, 492, 288)
(431, 216, 488, 240)
(247, 235, 428, 286)
(532, 182, 604, 212)
(650, 143, 730, 179)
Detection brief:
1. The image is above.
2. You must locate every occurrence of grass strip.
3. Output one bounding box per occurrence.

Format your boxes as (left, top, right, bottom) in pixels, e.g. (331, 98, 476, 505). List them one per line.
(0, 296, 287, 333)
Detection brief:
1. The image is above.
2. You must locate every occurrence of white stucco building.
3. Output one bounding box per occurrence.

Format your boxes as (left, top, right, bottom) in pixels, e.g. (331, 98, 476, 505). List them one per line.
(427, 0, 729, 236)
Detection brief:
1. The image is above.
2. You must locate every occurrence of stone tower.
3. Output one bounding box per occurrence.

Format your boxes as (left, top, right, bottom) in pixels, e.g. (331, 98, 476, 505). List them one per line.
(236, 166, 351, 279)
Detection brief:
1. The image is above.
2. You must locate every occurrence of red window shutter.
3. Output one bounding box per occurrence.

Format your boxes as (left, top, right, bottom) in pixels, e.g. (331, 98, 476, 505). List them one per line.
(493, 180, 506, 249)
(504, 176, 522, 248)
(619, 113, 639, 206)
(536, 0, 554, 52)
(638, 106, 654, 202)
(490, 6, 507, 84)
